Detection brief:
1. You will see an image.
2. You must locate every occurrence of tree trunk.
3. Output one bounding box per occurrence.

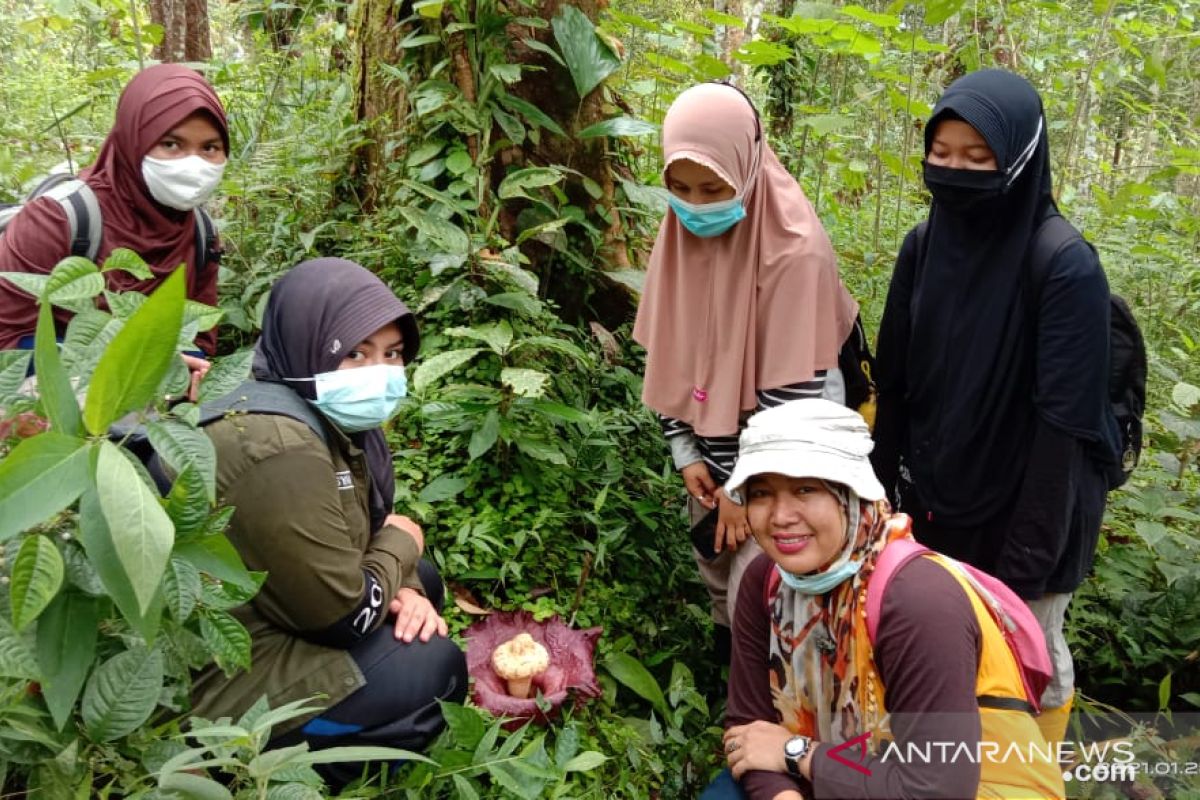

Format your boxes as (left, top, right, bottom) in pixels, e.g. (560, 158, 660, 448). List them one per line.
(150, 0, 211, 63)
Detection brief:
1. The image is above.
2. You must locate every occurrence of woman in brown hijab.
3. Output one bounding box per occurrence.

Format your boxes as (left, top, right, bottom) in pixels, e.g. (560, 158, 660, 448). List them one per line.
(0, 64, 228, 386)
(632, 83, 858, 657)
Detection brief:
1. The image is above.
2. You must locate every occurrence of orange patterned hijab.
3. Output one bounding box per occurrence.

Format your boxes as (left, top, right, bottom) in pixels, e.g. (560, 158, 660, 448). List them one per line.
(632, 83, 857, 437)
(767, 502, 912, 747)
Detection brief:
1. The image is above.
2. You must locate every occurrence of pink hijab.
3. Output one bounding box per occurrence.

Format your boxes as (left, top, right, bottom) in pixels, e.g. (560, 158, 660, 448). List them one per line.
(632, 83, 857, 437)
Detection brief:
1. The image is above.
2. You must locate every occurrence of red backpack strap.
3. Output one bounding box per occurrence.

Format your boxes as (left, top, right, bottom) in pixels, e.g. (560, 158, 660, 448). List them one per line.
(865, 537, 931, 645)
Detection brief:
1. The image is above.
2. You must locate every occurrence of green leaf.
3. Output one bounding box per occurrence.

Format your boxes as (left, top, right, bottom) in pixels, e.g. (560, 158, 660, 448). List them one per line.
(499, 95, 567, 137)
(732, 40, 793, 66)
(0, 433, 90, 544)
(34, 301, 82, 437)
(287, 745, 434, 767)
(799, 114, 852, 136)
(511, 335, 587, 362)
(514, 437, 568, 465)
(412, 348, 483, 393)
(195, 350, 253, 405)
(165, 464, 211, 539)
(164, 558, 203, 622)
(703, 8, 745, 26)
(1171, 381, 1200, 412)
(0, 271, 50, 299)
(923, 0, 966, 24)
(158, 772, 234, 800)
(562, 751, 607, 772)
(446, 321, 514, 354)
(604, 652, 668, 716)
(263, 784, 322, 800)
(146, 419, 216, 503)
(492, 106, 526, 146)
(397, 206, 470, 255)
(839, 4, 900, 27)
(520, 36, 566, 67)
(418, 474, 469, 504)
(10, 534, 64, 630)
(483, 292, 543, 317)
(445, 150, 473, 176)
(200, 610, 252, 674)
(76, 488, 161, 642)
(551, 5, 621, 97)
(498, 167, 563, 200)
(500, 368, 548, 398)
(468, 409, 501, 460)
(441, 702, 486, 749)
(45, 257, 104, 311)
(489, 63, 522, 84)
(576, 116, 658, 139)
(0, 615, 39, 679)
(94, 440, 174, 614)
(451, 774, 480, 800)
(406, 142, 444, 167)
(0, 350, 32, 398)
(100, 248, 153, 280)
(83, 267, 186, 435)
(174, 533, 258, 592)
(36, 592, 102, 730)
(81, 646, 164, 742)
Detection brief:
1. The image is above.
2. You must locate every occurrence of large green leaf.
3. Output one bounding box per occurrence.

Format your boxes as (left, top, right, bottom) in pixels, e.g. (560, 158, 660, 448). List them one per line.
(397, 206, 470, 255)
(551, 5, 621, 97)
(922, 0, 966, 24)
(83, 267, 186, 435)
(76, 488, 161, 642)
(34, 301, 81, 437)
(146, 419, 216, 502)
(100, 248, 153, 280)
(418, 474, 469, 504)
(165, 466, 216, 540)
(497, 167, 563, 201)
(732, 40, 793, 66)
(174, 533, 259, 592)
(604, 652, 668, 716)
(10, 534, 64, 630)
(81, 646, 164, 742)
(200, 609, 251, 675)
(44, 257, 104, 311)
(499, 94, 567, 137)
(412, 348, 483, 393)
(576, 116, 658, 139)
(0, 271, 50, 299)
(468, 409, 500, 460)
(0, 350, 32, 398)
(500, 367, 548, 398)
(163, 557, 202, 622)
(445, 321, 514, 354)
(93, 440, 173, 614)
(196, 349, 254, 404)
(36, 591, 102, 730)
(158, 772, 233, 800)
(0, 433, 91, 543)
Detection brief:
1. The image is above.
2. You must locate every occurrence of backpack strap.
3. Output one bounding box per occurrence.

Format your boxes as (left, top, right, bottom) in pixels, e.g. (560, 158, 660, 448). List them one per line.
(1025, 214, 1088, 301)
(198, 379, 331, 448)
(864, 537, 930, 645)
(193, 207, 219, 277)
(40, 178, 102, 262)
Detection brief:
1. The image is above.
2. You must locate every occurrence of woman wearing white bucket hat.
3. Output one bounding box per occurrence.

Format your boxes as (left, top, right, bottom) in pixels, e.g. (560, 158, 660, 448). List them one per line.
(702, 399, 1063, 800)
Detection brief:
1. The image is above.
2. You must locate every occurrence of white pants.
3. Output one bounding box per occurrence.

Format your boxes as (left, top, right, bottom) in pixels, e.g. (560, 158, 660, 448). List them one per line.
(1026, 592, 1075, 709)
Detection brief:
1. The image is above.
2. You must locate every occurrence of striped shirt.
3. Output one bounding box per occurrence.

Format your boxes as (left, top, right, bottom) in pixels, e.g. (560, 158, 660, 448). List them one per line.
(660, 375, 827, 484)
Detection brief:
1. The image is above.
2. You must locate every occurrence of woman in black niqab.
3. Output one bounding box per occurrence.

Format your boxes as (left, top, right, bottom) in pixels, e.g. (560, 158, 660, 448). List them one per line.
(871, 69, 1119, 744)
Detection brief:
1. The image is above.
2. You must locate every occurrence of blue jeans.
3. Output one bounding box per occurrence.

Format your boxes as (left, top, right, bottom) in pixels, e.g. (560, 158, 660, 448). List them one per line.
(700, 768, 748, 799)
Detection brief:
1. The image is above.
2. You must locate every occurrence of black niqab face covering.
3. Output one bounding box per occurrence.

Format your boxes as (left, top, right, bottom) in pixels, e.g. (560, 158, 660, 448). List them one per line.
(253, 257, 419, 533)
(901, 70, 1060, 524)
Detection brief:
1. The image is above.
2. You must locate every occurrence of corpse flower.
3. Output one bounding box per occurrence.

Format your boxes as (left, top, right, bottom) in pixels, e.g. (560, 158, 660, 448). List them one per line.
(465, 611, 602, 725)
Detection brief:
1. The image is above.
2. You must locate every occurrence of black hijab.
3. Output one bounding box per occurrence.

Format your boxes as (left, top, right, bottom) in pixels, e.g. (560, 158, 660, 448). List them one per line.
(253, 258, 419, 532)
(897, 69, 1111, 524)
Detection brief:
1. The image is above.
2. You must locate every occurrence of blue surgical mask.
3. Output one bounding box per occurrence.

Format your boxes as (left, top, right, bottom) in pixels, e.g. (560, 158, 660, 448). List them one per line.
(667, 194, 746, 238)
(306, 364, 408, 433)
(778, 560, 862, 594)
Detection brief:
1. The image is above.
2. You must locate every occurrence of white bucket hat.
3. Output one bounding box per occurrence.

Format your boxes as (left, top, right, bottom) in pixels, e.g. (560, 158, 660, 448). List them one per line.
(724, 399, 885, 503)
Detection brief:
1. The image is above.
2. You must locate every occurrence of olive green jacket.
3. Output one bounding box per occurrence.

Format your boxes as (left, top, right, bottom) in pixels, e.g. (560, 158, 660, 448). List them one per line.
(189, 413, 423, 732)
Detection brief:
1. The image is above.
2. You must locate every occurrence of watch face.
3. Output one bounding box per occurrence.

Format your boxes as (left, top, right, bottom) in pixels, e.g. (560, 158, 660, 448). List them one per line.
(785, 736, 809, 757)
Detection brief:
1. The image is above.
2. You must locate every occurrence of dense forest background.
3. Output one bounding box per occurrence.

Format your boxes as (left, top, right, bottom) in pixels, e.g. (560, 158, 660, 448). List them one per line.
(0, 0, 1198, 796)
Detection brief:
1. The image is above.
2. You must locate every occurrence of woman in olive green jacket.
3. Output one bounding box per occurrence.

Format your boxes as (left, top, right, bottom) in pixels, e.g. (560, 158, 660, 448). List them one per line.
(190, 258, 466, 773)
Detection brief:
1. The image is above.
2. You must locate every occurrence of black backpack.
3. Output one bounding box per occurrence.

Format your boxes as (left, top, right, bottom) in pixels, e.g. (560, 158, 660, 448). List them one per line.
(1025, 215, 1147, 489)
(0, 173, 219, 271)
(115, 380, 331, 495)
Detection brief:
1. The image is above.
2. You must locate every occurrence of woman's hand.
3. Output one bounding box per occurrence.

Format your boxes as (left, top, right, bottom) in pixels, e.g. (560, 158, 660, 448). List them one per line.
(388, 587, 447, 643)
(681, 461, 718, 510)
(714, 489, 752, 554)
(180, 354, 210, 402)
(724, 721, 796, 780)
(386, 513, 425, 553)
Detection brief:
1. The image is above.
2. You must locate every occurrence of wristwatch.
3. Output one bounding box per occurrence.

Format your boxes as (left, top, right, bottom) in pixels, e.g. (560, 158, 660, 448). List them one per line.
(783, 735, 812, 777)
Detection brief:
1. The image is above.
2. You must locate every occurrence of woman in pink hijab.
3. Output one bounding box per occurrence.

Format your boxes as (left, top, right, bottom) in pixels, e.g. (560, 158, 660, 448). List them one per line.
(632, 83, 858, 656)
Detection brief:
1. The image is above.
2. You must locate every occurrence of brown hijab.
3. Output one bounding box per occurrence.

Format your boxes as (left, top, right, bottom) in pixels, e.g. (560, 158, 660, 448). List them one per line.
(632, 83, 857, 437)
(0, 64, 227, 351)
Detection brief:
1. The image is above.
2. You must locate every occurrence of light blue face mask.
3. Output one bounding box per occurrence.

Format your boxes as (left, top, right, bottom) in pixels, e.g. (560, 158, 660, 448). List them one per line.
(778, 559, 862, 594)
(305, 364, 408, 433)
(667, 193, 746, 238)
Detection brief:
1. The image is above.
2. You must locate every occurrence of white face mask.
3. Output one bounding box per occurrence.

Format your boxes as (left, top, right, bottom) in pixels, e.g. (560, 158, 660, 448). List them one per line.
(141, 155, 226, 211)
